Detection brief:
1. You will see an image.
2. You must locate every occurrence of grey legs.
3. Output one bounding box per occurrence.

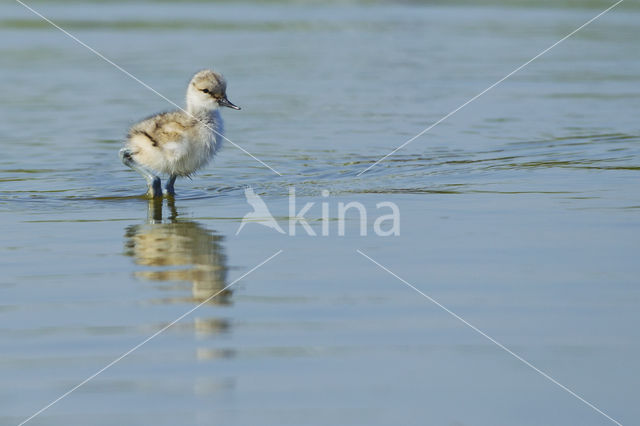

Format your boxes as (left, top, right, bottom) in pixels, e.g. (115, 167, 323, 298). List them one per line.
(120, 148, 163, 198)
(164, 175, 177, 196)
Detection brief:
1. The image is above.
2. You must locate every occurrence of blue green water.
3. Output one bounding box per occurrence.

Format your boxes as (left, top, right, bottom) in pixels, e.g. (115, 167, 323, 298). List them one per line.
(1, 2, 639, 425)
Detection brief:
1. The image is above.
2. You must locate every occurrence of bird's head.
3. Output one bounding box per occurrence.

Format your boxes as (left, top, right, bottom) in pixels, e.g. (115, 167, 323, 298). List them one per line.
(187, 69, 240, 113)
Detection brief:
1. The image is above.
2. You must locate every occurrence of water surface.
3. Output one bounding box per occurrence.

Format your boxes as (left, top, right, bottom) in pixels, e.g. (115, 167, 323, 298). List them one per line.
(1, 2, 639, 425)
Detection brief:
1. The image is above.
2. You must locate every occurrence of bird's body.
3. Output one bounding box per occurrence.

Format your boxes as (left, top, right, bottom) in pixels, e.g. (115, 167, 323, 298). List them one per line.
(126, 109, 223, 177)
(120, 69, 239, 197)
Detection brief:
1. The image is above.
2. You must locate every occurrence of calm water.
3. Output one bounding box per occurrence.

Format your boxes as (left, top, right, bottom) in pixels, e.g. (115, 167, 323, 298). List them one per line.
(1, 2, 639, 425)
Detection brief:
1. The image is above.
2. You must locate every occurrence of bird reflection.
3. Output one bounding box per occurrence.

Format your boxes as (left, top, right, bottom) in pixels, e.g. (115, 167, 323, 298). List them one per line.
(124, 198, 231, 308)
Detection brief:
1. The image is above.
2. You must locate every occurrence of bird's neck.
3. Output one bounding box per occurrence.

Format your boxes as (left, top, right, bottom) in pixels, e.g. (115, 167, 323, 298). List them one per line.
(187, 104, 218, 123)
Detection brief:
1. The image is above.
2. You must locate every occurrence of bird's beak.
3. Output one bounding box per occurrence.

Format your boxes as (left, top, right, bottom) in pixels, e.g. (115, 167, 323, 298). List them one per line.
(219, 96, 241, 110)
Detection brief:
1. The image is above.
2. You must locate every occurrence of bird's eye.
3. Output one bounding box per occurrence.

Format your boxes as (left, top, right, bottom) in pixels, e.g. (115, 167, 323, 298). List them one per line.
(202, 89, 210, 94)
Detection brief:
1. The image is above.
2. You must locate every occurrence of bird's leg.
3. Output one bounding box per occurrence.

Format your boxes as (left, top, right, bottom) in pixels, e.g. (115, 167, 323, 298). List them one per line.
(120, 148, 162, 198)
(146, 177, 162, 198)
(164, 175, 177, 197)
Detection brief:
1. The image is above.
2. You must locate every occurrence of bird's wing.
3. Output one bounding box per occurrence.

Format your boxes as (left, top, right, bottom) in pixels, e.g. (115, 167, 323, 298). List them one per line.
(129, 111, 194, 147)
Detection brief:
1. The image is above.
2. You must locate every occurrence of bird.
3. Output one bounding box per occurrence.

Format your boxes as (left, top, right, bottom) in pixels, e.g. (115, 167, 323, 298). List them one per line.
(119, 69, 240, 197)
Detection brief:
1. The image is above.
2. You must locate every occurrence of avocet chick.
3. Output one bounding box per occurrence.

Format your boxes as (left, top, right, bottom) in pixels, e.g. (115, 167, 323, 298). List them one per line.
(120, 69, 240, 197)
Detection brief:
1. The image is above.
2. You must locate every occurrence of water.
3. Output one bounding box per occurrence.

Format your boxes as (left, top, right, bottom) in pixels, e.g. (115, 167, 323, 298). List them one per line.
(1, 2, 639, 425)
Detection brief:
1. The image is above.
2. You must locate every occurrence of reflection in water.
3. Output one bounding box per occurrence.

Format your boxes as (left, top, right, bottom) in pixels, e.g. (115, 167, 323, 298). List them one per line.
(124, 198, 231, 308)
